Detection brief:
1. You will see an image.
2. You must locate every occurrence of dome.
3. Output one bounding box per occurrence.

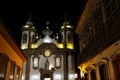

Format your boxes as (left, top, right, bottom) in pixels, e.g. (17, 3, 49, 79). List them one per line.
(60, 21, 73, 29)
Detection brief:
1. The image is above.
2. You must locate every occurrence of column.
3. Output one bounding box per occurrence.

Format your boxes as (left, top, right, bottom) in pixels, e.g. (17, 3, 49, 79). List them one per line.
(108, 59, 116, 80)
(25, 54, 31, 80)
(95, 65, 101, 80)
(5, 61, 11, 80)
(87, 70, 91, 80)
(63, 52, 68, 80)
(71, 54, 75, 72)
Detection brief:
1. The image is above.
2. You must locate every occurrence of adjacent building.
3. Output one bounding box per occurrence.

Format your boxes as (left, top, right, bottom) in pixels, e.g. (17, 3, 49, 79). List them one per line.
(0, 22, 26, 80)
(76, 0, 120, 80)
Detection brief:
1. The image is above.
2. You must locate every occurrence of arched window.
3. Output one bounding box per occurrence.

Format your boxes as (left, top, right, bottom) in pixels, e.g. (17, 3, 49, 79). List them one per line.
(68, 32, 72, 42)
(23, 33, 27, 43)
(90, 69, 96, 80)
(0, 54, 9, 80)
(31, 34, 35, 44)
(99, 64, 108, 80)
(60, 31, 65, 43)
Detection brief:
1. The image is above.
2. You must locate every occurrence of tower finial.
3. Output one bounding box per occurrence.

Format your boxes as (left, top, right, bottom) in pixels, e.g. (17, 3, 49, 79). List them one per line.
(64, 13, 68, 22)
(25, 12, 34, 26)
(63, 13, 69, 26)
(45, 21, 50, 29)
(28, 12, 32, 21)
(46, 21, 50, 26)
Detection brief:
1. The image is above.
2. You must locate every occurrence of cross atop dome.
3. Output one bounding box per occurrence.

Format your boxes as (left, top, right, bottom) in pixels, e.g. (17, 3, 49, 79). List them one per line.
(46, 21, 50, 26)
(64, 13, 68, 22)
(42, 21, 53, 36)
(28, 12, 32, 21)
(45, 21, 50, 29)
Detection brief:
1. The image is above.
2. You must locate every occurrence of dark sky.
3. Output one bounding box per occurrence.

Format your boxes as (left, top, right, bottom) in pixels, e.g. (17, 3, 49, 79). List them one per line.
(0, 0, 87, 47)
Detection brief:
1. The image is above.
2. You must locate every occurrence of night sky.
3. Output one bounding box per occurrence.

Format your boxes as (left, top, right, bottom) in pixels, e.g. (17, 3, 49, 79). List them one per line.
(0, 0, 87, 48)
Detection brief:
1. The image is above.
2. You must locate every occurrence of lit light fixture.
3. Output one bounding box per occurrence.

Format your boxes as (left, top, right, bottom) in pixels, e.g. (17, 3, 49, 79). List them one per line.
(24, 25, 30, 28)
(75, 73, 78, 79)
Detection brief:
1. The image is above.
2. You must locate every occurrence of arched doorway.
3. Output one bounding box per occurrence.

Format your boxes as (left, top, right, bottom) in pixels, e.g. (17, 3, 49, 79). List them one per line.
(99, 64, 108, 80)
(0, 54, 9, 80)
(42, 73, 51, 80)
(39, 68, 54, 80)
(90, 69, 96, 80)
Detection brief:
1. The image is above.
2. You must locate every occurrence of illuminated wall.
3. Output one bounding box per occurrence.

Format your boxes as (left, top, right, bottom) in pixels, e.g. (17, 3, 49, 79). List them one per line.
(0, 22, 26, 80)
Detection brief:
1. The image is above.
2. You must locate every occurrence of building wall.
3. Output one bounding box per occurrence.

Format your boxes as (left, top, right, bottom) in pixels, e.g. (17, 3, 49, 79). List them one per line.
(29, 54, 64, 80)
(79, 40, 120, 80)
(0, 22, 26, 80)
(75, 0, 120, 80)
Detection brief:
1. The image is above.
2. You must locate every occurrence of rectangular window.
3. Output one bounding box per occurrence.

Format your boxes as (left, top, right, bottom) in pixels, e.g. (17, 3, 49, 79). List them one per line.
(54, 56, 61, 69)
(32, 55, 40, 69)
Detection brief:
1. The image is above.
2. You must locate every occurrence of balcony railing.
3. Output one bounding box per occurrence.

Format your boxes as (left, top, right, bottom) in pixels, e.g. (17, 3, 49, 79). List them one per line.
(78, 8, 120, 64)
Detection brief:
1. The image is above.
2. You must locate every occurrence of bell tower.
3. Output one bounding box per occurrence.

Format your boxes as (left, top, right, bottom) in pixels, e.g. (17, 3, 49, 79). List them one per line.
(21, 13, 36, 50)
(60, 14, 74, 49)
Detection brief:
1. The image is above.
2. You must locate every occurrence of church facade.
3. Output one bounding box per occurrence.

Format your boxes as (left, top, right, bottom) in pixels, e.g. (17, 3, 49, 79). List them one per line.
(21, 17, 75, 80)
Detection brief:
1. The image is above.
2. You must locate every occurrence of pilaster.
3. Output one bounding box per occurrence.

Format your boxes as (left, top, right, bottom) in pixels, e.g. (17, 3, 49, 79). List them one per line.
(63, 52, 68, 80)
(88, 70, 91, 80)
(95, 65, 101, 80)
(25, 54, 31, 80)
(108, 59, 116, 80)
